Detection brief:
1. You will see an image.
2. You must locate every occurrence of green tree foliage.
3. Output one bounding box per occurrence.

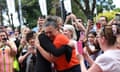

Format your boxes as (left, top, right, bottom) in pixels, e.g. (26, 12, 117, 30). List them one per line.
(0, 0, 6, 25)
(73, 0, 115, 19)
(113, 8, 120, 12)
(47, 0, 59, 15)
(0, 0, 6, 9)
(95, 8, 120, 22)
(19, 0, 86, 28)
(73, 0, 96, 18)
(96, 0, 115, 13)
(20, 0, 40, 28)
(18, 0, 60, 28)
(1, 0, 117, 28)
(71, 0, 86, 21)
(95, 11, 119, 22)
(16, 0, 117, 28)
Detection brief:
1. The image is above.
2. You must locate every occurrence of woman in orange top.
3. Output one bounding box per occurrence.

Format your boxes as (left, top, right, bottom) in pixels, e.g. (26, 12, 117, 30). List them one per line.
(44, 19, 81, 72)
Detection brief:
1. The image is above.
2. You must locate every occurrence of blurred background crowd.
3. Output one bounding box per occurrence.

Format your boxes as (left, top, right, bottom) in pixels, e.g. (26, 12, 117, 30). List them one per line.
(0, 0, 120, 72)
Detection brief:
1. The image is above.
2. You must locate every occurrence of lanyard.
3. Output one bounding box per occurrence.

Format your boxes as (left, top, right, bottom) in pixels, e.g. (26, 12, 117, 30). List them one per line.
(2, 46, 6, 72)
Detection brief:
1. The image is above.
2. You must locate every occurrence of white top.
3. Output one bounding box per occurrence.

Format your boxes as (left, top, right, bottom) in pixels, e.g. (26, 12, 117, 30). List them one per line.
(95, 50, 120, 72)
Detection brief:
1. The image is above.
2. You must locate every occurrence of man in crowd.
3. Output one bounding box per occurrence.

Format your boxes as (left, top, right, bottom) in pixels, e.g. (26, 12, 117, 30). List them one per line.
(32, 15, 45, 33)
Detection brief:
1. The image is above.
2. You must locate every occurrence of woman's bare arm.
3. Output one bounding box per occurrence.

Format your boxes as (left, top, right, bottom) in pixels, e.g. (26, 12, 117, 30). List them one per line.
(80, 55, 102, 72)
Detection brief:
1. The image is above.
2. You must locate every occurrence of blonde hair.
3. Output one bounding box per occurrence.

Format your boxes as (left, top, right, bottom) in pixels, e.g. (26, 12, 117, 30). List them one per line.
(63, 24, 77, 40)
(21, 27, 30, 38)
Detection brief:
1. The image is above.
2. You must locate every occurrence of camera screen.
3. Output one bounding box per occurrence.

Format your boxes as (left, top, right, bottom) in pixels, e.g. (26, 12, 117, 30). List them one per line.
(115, 14, 120, 21)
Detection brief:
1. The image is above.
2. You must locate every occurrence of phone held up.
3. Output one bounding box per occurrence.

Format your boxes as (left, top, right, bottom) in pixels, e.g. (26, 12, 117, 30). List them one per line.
(115, 13, 120, 21)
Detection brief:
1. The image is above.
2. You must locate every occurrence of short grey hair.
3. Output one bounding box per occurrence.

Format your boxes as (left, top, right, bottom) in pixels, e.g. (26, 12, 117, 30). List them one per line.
(44, 20, 58, 29)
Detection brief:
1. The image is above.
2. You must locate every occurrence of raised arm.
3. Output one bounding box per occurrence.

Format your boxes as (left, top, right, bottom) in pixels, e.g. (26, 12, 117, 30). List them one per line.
(6, 40, 17, 56)
(80, 55, 102, 72)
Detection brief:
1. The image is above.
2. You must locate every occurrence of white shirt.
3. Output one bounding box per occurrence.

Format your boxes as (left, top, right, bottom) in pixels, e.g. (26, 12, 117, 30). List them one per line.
(95, 50, 120, 72)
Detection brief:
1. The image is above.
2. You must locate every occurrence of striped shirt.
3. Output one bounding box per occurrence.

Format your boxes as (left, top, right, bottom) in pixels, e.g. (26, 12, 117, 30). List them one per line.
(0, 41, 17, 72)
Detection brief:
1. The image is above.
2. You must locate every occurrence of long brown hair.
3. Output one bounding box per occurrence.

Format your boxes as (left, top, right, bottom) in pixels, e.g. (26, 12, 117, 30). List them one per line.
(100, 25, 116, 46)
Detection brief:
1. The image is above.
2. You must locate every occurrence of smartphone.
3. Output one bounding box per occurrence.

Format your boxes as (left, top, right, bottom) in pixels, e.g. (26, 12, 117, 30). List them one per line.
(77, 41, 83, 54)
(115, 14, 120, 21)
(67, 12, 72, 16)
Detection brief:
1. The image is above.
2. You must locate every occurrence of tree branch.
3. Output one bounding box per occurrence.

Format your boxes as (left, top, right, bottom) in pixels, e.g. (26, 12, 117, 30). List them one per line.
(73, 0, 85, 13)
(83, 0, 90, 12)
(92, 0, 96, 15)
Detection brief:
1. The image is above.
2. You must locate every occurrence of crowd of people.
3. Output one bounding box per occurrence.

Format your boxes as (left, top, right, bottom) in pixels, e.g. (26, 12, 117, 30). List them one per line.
(0, 13, 120, 72)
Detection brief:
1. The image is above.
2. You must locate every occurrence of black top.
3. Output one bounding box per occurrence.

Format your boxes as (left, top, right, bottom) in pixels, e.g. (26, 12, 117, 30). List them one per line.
(35, 33, 72, 72)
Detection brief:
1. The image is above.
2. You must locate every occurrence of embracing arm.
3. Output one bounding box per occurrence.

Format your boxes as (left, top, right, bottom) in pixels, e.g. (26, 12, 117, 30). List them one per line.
(83, 47, 94, 66)
(38, 33, 72, 57)
(80, 47, 103, 72)
(36, 44, 55, 62)
(37, 33, 72, 62)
